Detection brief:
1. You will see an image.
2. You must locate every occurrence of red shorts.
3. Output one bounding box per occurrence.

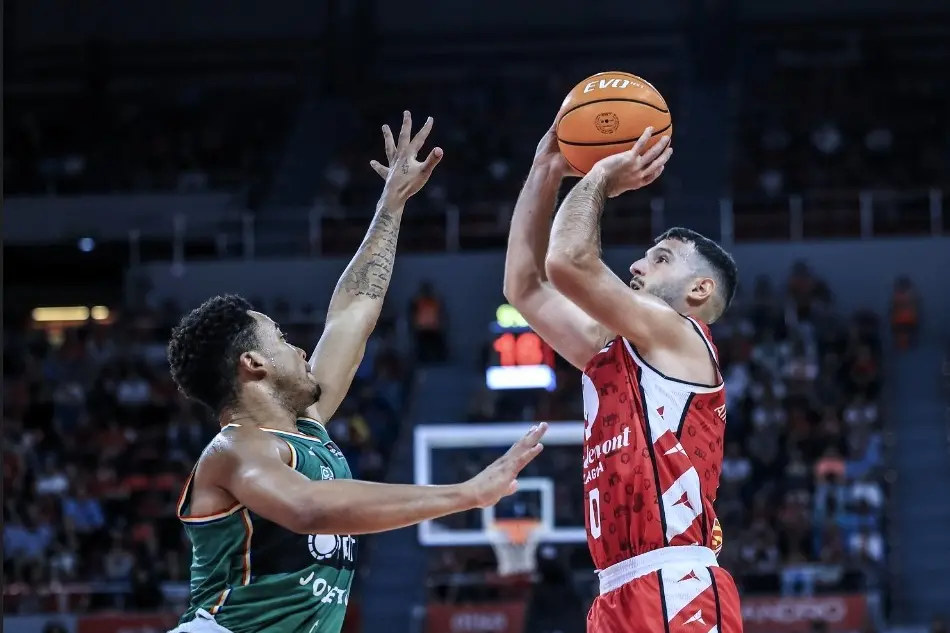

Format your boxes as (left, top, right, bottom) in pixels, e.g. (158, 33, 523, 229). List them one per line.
(588, 548, 742, 633)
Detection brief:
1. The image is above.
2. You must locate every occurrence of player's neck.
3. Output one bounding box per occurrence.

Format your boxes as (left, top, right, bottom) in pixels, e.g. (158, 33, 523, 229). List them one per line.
(222, 385, 300, 433)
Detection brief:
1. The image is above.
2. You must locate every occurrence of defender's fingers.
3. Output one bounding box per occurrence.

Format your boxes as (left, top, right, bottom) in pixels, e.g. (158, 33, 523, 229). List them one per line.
(523, 422, 548, 445)
(511, 422, 548, 455)
(514, 443, 544, 470)
(502, 422, 546, 463)
(398, 110, 412, 146)
(382, 125, 396, 162)
(369, 160, 389, 179)
(419, 147, 444, 175)
(411, 116, 434, 152)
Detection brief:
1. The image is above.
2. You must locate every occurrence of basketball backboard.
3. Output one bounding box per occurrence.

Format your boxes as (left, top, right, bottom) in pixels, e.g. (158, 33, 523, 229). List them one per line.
(413, 422, 587, 546)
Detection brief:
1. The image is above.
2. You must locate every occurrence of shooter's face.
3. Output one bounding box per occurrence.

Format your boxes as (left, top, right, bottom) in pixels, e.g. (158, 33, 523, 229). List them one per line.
(628, 239, 695, 308)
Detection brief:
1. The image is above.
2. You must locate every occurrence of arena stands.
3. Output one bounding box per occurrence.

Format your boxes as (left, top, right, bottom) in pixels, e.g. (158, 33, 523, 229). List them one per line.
(1, 302, 411, 618)
(732, 20, 949, 239)
(4, 86, 301, 197)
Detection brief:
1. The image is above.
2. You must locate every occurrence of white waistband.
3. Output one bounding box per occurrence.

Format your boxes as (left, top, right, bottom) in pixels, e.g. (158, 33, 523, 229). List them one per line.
(598, 546, 718, 595)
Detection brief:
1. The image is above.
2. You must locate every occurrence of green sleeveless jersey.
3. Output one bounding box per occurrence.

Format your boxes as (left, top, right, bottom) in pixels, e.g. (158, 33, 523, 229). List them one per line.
(178, 418, 356, 633)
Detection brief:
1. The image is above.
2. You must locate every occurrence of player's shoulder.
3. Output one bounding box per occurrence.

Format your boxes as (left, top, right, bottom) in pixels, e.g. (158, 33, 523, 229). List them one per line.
(200, 424, 287, 469)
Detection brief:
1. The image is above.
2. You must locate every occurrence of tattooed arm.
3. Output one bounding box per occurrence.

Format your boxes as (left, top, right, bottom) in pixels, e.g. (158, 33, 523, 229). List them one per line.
(503, 126, 611, 371)
(304, 197, 403, 423)
(545, 132, 685, 352)
(305, 111, 442, 423)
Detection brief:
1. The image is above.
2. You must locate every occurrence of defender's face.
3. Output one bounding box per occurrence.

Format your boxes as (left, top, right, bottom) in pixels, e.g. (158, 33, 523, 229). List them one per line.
(628, 238, 696, 306)
(248, 311, 320, 410)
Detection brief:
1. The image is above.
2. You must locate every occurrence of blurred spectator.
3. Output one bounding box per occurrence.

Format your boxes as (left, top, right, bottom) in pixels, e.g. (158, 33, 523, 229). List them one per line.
(4, 505, 55, 581)
(889, 276, 919, 350)
(721, 442, 752, 487)
(62, 482, 106, 536)
(410, 281, 448, 364)
(104, 537, 135, 581)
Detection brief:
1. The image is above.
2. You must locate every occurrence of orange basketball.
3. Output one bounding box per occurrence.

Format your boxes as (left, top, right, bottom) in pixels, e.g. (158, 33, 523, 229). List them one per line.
(556, 72, 672, 174)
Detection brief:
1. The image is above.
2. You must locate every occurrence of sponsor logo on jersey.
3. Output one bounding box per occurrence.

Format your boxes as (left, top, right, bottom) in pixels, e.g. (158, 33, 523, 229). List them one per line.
(320, 465, 334, 480)
(307, 533, 357, 563)
(324, 442, 346, 460)
(684, 610, 706, 625)
(298, 572, 350, 605)
(582, 427, 631, 483)
(711, 517, 724, 555)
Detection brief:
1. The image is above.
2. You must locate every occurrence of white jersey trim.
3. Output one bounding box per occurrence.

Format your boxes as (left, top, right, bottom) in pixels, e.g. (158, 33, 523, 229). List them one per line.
(598, 545, 718, 594)
(620, 338, 724, 394)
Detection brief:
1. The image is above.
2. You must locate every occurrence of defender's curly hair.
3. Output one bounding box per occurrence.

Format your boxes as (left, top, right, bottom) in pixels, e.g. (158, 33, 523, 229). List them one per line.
(167, 294, 260, 413)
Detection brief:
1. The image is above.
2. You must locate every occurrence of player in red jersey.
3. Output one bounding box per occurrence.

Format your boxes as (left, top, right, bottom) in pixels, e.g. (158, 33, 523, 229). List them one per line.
(505, 123, 742, 633)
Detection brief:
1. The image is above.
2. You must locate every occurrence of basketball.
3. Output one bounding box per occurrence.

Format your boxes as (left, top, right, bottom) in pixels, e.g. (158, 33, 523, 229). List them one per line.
(556, 72, 673, 174)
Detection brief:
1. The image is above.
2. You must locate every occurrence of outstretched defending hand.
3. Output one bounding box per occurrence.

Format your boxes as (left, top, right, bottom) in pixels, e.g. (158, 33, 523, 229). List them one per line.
(371, 110, 444, 202)
(590, 127, 673, 198)
(463, 423, 548, 508)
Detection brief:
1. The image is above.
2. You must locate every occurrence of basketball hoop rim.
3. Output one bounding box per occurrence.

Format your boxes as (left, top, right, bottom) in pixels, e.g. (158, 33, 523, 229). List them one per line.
(488, 518, 542, 577)
(488, 518, 543, 546)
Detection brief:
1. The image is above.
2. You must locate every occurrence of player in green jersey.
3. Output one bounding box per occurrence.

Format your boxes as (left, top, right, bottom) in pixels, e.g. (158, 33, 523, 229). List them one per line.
(164, 112, 549, 633)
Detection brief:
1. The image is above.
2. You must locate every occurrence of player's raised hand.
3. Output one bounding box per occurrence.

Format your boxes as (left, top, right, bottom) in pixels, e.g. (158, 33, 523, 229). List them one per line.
(590, 127, 672, 198)
(370, 110, 444, 202)
(532, 121, 582, 178)
(464, 423, 548, 509)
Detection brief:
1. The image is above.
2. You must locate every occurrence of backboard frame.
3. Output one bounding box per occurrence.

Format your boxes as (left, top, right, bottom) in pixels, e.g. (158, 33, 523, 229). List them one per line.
(413, 421, 587, 546)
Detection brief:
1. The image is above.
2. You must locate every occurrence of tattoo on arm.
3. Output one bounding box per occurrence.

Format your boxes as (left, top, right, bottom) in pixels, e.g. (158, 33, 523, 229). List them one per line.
(553, 172, 608, 257)
(339, 207, 403, 300)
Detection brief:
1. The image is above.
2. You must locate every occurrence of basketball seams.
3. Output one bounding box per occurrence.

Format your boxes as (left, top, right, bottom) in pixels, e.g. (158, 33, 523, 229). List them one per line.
(558, 122, 673, 147)
(559, 96, 670, 119)
(562, 153, 586, 175)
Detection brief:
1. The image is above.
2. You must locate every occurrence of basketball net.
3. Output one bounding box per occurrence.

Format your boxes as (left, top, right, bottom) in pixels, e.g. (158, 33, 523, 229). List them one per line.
(487, 519, 540, 576)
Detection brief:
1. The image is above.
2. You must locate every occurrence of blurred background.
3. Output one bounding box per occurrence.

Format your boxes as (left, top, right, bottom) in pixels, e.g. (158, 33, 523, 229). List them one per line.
(3, 0, 950, 632)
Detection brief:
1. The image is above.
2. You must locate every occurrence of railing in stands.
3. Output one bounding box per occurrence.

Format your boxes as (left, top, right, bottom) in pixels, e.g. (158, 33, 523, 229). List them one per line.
(124, 187, 946, 265)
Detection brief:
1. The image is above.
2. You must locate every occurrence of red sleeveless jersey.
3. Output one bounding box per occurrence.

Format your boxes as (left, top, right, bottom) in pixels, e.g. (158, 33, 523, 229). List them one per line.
(581, 317, 726, 570)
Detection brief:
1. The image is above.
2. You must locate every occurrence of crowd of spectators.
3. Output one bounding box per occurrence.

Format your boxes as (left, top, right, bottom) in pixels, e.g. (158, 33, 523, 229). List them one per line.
(2, 300, 409, 614)
(711, 263, 888, 595)
(432, 262, 888, 606)
(734, 26, 949, 198)
(4, 86, 298, 197)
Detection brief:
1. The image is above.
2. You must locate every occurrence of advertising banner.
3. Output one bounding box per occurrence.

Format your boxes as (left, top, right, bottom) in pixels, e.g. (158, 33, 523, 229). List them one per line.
(3, 615, 77, 633)
(742, 594, 868, 633)
(77, 613, 179, 633)
(427, 602, 527, 633)
(8, 606, 361, 633)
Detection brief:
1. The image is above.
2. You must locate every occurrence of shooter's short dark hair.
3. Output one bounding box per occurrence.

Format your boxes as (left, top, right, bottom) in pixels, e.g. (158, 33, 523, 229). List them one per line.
(655, 227, 738, 319)
(167, 294, 260, 413)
